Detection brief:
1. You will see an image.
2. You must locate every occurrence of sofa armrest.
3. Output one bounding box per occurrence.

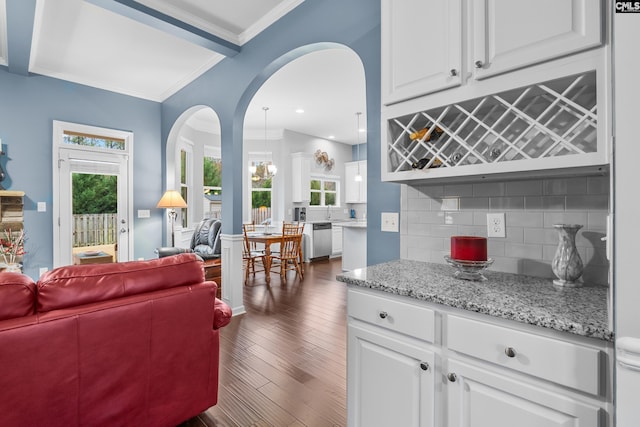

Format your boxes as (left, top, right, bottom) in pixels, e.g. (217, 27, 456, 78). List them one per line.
(155, 247, 193, 258)
(213, 298, 232, 330)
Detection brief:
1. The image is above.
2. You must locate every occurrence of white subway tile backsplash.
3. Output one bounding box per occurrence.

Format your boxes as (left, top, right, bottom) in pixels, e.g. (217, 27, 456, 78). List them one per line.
(524, 196, 565, 210)
(444, 211, 474, 225)
(489, 196, 525, 210)
(543, 177, 587, 195)
(473, 182, 506, 197)
(587, 176, 609, 194)
(402, 177, 610, 285)
(460, 197, 489, 210)
(444, 183, 473, 197)
(504, 243, 543, 259)
(508, 212, 544, 228)
(506, 180, 543, 196)
(407, 197, 430, 211)
(566, 195, 609, 211)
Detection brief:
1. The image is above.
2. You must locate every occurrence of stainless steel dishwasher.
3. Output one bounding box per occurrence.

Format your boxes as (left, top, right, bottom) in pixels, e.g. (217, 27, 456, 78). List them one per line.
(311, 222, 332, 259)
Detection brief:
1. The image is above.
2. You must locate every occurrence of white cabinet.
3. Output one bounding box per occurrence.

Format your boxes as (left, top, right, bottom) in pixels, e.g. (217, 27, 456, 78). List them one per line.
(347, 289, 436, 427)
(381, 0, 607, 183)
(381, 0, 462, 105)
(291, 153, 311, 203)
(345, 161, 367, 203)
(331, 224, 342, 256)
(347, 287, 613, 427)
(381, 0, 602, 105)
(473, 0, 603, 80)
(446, 359, 601, 427)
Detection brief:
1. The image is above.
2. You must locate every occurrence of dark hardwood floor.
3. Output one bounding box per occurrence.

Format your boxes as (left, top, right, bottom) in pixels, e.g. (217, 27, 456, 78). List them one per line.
(182, 257, 347, 427)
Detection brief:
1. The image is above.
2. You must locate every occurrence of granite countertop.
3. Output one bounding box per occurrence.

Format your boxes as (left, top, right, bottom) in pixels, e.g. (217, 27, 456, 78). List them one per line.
(336, 259, 613, 342)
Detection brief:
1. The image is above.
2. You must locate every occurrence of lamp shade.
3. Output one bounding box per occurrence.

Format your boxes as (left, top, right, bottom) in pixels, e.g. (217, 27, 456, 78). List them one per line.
(156, 190, 187, 209)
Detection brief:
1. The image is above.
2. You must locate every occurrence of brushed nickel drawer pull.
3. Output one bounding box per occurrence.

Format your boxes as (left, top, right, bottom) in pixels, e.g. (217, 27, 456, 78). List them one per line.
(474, 60, 484, 69)
(420, 362, 430, 371)
(450, 69, 458, 76)
(379, 311, 388, 319)
(447, 373, 457, 382)
(505, 347, 517, 358)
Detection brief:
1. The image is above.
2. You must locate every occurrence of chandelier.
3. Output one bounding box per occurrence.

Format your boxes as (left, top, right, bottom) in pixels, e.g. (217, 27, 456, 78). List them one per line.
(251, 106, 277, 181)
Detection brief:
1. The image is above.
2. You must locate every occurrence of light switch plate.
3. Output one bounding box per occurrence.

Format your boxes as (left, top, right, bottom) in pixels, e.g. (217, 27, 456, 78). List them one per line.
(37, 202, 46, 212)
(137, 209, 150, 218)
(381, 212, 399, 232)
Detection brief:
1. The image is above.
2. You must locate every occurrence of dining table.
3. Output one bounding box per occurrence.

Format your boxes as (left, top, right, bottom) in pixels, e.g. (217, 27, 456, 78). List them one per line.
(246, 231, 304, 283)
(246, 232, 283, 284)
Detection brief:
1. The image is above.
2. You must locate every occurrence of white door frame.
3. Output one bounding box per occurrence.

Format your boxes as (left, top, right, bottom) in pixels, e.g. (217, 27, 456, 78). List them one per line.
(52, 120, 134, 267)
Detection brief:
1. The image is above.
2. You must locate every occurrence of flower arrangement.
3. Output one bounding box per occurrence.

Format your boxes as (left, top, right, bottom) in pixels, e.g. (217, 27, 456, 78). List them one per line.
(0, 228, 26, 266)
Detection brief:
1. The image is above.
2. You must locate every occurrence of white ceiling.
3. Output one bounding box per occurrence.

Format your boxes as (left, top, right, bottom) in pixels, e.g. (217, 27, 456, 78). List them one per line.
(0, 0, 367, 144)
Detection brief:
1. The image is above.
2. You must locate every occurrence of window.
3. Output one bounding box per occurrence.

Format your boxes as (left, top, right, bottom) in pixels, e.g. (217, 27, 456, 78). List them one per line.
(250, 161, 272, 224)
(203, 156, 222, 195)
(179, 149, 189, 228)
(63, 130, 126, 150)
(310, 177, 339, 206)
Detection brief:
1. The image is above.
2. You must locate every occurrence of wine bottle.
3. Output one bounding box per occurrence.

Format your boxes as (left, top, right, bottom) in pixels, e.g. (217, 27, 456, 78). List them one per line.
(411, 157, 443, 169)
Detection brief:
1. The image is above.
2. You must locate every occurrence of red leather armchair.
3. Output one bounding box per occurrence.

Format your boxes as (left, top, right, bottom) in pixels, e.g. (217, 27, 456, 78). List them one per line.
(0, 253, 232, 427)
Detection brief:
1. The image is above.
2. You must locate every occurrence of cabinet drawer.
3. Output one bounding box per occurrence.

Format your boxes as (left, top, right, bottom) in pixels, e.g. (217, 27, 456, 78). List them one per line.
(447, 315, 602, 395)
(348, 289, 435, 343)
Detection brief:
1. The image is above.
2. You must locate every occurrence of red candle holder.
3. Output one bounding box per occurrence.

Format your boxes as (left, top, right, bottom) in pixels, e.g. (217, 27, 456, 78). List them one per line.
(450, 236, 487, 261)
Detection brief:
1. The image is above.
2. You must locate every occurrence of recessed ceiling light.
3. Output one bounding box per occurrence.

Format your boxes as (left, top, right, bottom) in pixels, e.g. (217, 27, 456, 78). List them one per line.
(328, 135, 336, 139)
(295, 108, 305, 114)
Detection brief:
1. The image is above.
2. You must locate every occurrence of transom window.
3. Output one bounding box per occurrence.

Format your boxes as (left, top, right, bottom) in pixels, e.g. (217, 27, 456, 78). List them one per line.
(310, 177, 339, 206)
(63, 130, 126, 150)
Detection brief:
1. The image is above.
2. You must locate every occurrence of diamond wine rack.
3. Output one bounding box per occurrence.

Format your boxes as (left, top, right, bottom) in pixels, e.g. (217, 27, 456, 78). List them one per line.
(386, 71, 598, 174)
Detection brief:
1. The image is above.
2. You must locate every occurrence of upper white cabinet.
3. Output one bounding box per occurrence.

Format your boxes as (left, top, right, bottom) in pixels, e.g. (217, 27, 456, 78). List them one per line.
(345, 161, 367, 203)
(473, 0, 603, 80)
(381, 0, 608, 183)
(291, 152, 311, 203)
(381, 0, 462, 105)
(381, 0, 603, 105)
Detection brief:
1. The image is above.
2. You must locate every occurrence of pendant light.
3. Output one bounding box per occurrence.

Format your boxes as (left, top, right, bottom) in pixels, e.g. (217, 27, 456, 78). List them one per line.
(263, 107, 277, 177)
(355, 112, 363, 182)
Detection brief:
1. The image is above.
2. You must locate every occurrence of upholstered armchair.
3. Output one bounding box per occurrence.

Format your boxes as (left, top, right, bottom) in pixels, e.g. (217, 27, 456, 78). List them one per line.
(156, 218, 222, 260)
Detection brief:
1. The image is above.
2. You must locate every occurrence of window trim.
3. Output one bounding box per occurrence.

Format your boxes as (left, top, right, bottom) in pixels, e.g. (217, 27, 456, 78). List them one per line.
(309, 174, 340, 207)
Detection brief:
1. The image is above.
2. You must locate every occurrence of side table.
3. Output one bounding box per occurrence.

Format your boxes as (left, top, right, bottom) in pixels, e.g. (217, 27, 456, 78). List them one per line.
(203, 258, 222, 299)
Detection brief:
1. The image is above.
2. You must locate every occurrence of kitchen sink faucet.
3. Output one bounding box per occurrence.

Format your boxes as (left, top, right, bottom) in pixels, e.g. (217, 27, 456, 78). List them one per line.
(326, 205, 331, 220)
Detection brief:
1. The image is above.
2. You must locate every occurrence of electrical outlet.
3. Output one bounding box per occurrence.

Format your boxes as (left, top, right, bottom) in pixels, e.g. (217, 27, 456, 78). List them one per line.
(39, 267, 48, 277)
(487, 213, 506, 238)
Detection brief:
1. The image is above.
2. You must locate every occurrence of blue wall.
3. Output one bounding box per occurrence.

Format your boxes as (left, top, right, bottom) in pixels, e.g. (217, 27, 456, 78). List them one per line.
(0, 0, 401, 278)
(163, 0, 400, 266)
(0, 71, 162, 278)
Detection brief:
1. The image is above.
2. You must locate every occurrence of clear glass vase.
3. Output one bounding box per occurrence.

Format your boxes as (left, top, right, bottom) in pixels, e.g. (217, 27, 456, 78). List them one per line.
(551, 224, 584, 287)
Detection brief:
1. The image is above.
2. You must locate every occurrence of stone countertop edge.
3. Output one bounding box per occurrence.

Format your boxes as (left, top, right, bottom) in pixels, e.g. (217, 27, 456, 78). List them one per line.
(337, 259, 613, 342)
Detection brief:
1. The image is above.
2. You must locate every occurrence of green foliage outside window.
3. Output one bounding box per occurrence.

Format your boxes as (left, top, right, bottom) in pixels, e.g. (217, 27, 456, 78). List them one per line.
(204, 157, 222, 189)
(72, 173, 117, 214)
(63, 133, 125, 150)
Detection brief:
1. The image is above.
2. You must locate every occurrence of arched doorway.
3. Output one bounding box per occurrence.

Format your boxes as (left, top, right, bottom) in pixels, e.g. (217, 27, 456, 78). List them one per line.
(164, 106, 222, 247)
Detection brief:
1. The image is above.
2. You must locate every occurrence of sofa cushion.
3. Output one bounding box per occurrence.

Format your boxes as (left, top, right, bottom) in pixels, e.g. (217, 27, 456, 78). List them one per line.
(37, 253, 205, 313)
(0, 273, 36, 321)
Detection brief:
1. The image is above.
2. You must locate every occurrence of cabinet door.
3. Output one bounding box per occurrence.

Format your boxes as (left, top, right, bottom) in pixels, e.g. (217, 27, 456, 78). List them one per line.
(381, 0, 462, 105)
(472, 0, 602, 80)
(332, 225, 342, 255)
(358, 161, 367, 203)
(344, 162, 360, 203)
(291, 153, 310, 202)
(348, 323, 435, 427)
(446, 359, 602, 427)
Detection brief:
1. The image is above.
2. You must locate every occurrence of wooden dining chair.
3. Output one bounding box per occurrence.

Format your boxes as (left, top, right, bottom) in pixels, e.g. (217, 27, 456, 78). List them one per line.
(281, 221, 305, 275)
(243, 224, 266, 284)
(271, 233, 304, 280)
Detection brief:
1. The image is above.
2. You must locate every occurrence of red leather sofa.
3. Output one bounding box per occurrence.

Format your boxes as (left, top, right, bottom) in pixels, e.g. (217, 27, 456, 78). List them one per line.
(0, 253, 232, 427)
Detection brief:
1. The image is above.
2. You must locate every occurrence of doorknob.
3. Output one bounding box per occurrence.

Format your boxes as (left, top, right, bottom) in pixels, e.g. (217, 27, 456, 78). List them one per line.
(121, 219, 126, 224)
(120, 228, 127, 233)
